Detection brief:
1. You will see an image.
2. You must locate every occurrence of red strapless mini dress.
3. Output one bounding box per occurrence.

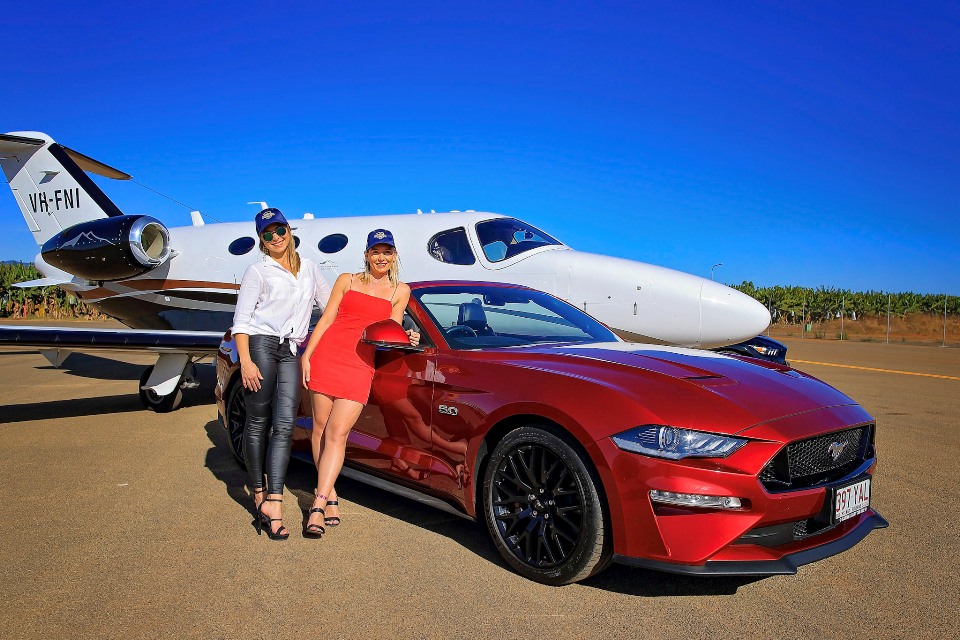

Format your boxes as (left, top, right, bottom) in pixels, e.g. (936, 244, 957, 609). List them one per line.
(307, 289, 392, 404)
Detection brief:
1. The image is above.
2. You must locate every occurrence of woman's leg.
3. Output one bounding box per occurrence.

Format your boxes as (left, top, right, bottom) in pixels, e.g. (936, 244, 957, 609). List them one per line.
(261, 344, 300, 510)
(242, 335, 279, 511)
(315, 398, 364, 506)
(310, 392, 334, 467)
(306, 392, 342, 530)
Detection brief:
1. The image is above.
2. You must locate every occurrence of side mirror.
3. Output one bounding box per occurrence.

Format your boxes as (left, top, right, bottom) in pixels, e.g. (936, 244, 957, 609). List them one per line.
(361, 319, 424, 352)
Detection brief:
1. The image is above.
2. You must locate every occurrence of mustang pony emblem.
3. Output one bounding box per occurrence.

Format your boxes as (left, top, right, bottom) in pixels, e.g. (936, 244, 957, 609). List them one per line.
(827, 441, 848, 461)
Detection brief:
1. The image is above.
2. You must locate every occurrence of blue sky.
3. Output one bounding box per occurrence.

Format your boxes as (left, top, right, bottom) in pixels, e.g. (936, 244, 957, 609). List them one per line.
(2, 1, 957, 294)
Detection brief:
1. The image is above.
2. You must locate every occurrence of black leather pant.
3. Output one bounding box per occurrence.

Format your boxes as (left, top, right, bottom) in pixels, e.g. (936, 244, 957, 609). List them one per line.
(243, 335, 300, 495)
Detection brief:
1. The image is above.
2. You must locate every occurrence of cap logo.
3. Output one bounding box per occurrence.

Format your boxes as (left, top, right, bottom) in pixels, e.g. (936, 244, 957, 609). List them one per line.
(374, 231, 386, 239)
(261, 211, 275, 220)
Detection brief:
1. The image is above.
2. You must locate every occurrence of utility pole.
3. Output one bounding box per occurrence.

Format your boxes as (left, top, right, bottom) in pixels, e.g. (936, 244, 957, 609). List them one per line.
(886, 294, 891, 344)
(841, 295, 845, 341)
(945, 295, 949, 347)
(711, 263, 723, 281)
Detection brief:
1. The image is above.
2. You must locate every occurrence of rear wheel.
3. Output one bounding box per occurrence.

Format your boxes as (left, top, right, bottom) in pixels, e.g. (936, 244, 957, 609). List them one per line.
(225, 377, 247, 468)
(138, 365, 184, 413)
(482, 425, 610, 585)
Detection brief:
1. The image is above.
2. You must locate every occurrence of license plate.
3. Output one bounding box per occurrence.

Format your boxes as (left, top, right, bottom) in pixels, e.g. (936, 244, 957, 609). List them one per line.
(833, 477, 871, 523)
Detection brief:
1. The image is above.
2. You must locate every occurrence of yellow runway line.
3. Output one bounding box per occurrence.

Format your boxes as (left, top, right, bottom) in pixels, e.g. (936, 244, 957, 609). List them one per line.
(791, 359, 960, 381)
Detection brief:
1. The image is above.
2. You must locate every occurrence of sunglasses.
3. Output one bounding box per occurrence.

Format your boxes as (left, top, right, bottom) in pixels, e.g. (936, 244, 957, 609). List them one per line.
(261, 226, 288, 242)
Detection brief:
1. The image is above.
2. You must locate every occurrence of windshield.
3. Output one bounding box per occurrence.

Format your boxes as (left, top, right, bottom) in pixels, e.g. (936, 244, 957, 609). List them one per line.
(475, 218, 561, 263)
(413, 285, 619, 349)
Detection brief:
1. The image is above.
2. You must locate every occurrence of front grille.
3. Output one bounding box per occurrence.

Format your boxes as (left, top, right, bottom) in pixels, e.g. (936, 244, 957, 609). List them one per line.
(737, 518, 839, 547)
(759, 425, 873, 491)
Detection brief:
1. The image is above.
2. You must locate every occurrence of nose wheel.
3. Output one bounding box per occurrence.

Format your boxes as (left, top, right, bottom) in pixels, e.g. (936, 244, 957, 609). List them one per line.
(138, 364, 189, 412)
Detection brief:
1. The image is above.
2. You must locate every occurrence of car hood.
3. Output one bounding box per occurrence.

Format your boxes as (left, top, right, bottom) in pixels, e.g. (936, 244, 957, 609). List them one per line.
(493, 342, 861, 436)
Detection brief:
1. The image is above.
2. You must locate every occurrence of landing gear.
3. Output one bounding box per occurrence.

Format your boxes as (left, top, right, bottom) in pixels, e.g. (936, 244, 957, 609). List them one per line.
(138, 362, 199, 413)
(139, 365, 183, 412)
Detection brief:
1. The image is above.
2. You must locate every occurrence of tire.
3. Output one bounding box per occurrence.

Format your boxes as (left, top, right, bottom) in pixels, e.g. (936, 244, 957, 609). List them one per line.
(482, 425, 609, 585)
(138, 365, 184, 413)
(224, 377, 247, 468)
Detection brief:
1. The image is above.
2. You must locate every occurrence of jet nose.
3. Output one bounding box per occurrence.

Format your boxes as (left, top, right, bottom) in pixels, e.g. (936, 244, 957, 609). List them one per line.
(699, 280, 771, 348)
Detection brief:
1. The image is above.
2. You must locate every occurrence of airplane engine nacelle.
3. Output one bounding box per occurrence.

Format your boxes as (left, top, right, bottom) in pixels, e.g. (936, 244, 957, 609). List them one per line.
(40, 215, 172, 282)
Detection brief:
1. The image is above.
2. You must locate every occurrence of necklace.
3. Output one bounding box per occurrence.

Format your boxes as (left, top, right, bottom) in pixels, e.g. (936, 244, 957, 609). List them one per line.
(367, 273, 389, 285)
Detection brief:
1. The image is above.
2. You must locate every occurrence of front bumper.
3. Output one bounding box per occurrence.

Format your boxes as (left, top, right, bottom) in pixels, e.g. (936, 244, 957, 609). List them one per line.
(613, 510, 888, 575)
(593, 406, 886, 574)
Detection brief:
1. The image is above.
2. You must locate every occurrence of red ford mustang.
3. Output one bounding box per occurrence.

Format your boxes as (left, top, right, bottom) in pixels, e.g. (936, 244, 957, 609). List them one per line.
(216, 281, 886, 585)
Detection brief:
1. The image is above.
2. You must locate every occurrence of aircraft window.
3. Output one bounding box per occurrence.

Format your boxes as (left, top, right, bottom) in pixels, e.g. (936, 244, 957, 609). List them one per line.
(475, 218, 560, 263)
(294, 235, 301, 248)
(427, 228, 476, 265)
(228, 237, 256, 255)
(318, 233, 349, 254)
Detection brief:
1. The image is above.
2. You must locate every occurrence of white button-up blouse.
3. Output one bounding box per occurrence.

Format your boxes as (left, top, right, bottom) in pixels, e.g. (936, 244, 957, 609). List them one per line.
(231, 254, 332, 353)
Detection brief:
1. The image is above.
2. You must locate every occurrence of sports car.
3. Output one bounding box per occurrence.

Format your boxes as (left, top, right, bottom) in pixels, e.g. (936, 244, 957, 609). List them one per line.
(215, 281, 886, 585)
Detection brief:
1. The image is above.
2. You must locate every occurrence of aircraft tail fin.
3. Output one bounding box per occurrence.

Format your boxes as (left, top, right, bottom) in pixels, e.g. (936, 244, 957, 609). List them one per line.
(0, 131, 131, 246)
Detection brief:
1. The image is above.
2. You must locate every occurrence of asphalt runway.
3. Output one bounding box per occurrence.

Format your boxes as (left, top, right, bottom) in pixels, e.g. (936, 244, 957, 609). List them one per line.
(1, 337, 958, 639)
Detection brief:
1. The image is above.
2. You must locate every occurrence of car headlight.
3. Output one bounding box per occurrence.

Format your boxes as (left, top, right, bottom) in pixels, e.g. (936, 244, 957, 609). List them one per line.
(611, 425, 747, 460)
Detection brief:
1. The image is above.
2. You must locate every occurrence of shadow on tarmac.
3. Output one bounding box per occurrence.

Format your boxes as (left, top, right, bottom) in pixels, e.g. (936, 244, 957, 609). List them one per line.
(0, 393, 144, 424)
(1, 358, 217, 424)
(201, 420, 764, 596)
(39, 352, 146, 381)
(202, 420, 260, 526)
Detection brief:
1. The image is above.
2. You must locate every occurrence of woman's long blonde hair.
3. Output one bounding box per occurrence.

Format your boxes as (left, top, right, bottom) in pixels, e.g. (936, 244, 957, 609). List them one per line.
(259, 225, 300, 276)
(360, 247, 399, 287)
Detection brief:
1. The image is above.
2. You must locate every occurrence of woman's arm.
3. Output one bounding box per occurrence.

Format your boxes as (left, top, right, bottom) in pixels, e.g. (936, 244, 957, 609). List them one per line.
(301, 272, 352, 386)
(391, 283, 420, 346)
(232, 265, 264, 391)
(234, 333, 263, 392)
(313, 262, 333, 309)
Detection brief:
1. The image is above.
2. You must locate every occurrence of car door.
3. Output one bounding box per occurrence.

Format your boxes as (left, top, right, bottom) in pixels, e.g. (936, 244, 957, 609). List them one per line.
(423, 352, 477, 500)
(345, 312, 438, 481)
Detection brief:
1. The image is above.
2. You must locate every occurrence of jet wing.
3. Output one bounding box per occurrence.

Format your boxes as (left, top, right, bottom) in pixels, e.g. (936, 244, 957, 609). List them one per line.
(0, 325, 225, 409)
(0, 325, 223, 354)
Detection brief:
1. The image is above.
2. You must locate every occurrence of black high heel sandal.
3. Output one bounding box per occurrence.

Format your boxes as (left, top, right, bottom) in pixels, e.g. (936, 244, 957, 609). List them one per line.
(257, 497, 290, 541)
(303, 492, 327, 538)
(252, 488, 269, 532)
(324, 499, 341, 528)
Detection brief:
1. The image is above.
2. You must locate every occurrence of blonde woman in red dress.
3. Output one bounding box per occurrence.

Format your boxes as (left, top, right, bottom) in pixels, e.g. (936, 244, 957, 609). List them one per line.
(300, 229, 418, 537)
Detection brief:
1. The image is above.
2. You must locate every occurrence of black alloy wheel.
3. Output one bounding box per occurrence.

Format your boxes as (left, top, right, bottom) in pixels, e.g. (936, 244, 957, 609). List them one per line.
(226, 377, 247, 468)
(482, 425, 610, 585)
(138, 365, 184, 413)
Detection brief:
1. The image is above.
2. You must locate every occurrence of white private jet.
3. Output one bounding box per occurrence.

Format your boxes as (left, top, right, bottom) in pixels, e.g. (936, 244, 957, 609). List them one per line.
(0, 131, 770, 410)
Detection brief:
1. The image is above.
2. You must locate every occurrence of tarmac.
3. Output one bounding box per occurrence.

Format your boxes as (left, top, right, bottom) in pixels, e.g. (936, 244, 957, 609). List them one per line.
(1, 335, 958, 639)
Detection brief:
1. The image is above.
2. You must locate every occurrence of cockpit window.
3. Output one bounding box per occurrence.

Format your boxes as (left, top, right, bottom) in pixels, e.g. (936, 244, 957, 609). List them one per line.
(427, 227, 476, 265)
(475, 218, 560, 263)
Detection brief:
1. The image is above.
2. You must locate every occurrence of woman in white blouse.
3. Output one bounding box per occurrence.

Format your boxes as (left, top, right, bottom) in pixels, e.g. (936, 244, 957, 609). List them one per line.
(231, 208, 331, 540)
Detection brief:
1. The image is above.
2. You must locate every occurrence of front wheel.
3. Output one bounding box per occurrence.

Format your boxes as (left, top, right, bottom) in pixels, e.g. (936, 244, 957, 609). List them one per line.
(482, 425, 610, 585)
(225, 377, 247, 468)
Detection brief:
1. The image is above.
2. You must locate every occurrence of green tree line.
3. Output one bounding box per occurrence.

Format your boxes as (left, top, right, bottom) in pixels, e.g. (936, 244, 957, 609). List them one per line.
(732, 281, 959, 323)
(0, 262, 105, 320)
